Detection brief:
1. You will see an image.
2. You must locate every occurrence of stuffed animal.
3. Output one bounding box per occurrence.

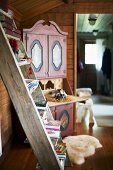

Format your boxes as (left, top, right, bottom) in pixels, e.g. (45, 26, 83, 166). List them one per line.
(9, 39, 19, 61)
(49, 89, 67, 100)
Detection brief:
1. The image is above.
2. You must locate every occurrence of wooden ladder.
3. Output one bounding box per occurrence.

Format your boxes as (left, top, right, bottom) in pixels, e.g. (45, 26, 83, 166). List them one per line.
(0, 23, 64, 170)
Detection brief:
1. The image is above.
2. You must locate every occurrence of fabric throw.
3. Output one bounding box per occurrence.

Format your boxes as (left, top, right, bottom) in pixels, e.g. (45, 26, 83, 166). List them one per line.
(63, 135, 102, 165)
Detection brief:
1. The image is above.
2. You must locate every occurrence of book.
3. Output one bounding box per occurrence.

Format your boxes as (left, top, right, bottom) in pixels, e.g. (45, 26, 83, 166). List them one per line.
(55, 142, 66, 153)
(46, 129, 60, 138)
(45, 120, 60, 131)
(35, 100, 47, 107)
(38, 110, 46, 119)
(57, 154, 66, 159)
(1, 21, 14, 30)
(3, 27, 21, 38)
(45, 124, 60, 131)
(18, 59, 30, 66)
(46, 120, 61, 126)
(1, 17, 21, 34)
(50, 138, 58, 146)
(26, 79, 39, 93)
(54, 142, 66, 159)
(36, 106, 47, 110)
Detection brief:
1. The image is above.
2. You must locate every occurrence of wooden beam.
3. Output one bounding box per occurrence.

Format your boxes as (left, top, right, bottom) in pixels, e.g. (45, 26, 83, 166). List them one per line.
(63, 0, 73, 3)
(0, 23, 62, 170)
(21, 0, 64, 22)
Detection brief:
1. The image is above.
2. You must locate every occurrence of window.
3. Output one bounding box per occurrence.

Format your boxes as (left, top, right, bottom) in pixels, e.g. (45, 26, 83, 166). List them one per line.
(85, 44, 97, 64)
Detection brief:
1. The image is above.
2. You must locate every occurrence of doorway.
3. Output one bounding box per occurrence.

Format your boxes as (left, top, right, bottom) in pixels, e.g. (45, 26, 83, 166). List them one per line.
(76, 13, 113, 96)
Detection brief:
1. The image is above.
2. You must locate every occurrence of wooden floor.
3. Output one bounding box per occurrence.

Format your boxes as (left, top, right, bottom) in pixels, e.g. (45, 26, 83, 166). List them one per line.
(0, 123, 113, 170)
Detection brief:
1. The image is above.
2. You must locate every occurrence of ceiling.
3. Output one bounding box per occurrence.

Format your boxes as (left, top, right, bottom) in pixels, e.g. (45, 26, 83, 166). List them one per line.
(7, 1, 113, 34)
(77, 14, 113, 35)
(8, 0, 72, 22)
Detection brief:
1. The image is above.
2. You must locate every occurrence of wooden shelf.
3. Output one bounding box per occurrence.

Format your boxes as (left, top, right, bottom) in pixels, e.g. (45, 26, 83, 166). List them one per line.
(47, 95, 90, 107)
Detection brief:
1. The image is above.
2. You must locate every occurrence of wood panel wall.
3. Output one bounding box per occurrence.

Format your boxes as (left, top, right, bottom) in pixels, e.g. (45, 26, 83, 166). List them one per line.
(0, 77, 13, 162)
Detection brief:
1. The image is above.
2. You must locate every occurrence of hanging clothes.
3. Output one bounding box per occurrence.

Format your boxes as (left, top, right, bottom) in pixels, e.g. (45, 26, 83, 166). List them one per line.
(101, 48, 112, 80)
(101, 48, 112, 95)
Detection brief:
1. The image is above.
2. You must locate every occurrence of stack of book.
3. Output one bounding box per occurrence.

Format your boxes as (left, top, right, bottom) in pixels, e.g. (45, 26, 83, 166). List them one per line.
(54, 141, 66, 160)
(0, 9, 21, 38)
(35, 100, 47, 108)
(45, 121, 61, 138)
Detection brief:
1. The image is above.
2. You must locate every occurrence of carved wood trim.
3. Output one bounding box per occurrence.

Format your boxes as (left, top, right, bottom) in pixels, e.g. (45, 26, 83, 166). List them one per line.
(23, 20, 68, 36)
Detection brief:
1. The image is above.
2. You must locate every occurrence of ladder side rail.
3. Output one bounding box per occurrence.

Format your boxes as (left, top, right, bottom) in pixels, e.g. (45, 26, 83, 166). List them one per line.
(0, 23, 63, 170)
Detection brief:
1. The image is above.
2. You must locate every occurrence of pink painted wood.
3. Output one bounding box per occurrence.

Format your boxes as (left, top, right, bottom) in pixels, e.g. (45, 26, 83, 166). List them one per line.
(23, 20, 68, 36)
(49, 35, 67, 78)
(26, 34, 48, 78)
(55, 104, 74, 137)
(23, 20, 68, 79)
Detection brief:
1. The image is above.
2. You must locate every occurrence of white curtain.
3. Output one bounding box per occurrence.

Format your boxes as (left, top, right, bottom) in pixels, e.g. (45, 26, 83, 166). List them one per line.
(96, 39, 105, 92)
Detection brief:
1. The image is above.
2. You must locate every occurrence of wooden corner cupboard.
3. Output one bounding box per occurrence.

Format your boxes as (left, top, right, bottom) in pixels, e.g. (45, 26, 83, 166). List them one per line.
(23, 20, 68, 79)
(23, 20, 75, 138)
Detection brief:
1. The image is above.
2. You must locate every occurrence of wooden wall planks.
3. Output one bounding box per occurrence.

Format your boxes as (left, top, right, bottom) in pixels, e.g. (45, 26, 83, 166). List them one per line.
(0, 80, 13, 156)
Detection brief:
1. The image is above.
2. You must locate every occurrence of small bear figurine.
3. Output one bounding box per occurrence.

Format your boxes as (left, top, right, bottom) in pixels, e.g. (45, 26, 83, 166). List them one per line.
(49, 89, 67, 100)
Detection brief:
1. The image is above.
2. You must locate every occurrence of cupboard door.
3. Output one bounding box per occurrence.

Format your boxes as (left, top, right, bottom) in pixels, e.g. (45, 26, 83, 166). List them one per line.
(49, 35, 67, 78)
(55, 104, 73, 137)
(25, 34, 48, 79)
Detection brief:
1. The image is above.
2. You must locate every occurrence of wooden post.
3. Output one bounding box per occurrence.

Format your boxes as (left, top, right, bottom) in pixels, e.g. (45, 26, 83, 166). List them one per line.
(74, 13, 77, 95)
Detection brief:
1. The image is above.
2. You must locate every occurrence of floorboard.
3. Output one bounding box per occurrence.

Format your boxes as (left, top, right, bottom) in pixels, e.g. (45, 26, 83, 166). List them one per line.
(1, 124, 113, 170)
(0, 95, 113, 170)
